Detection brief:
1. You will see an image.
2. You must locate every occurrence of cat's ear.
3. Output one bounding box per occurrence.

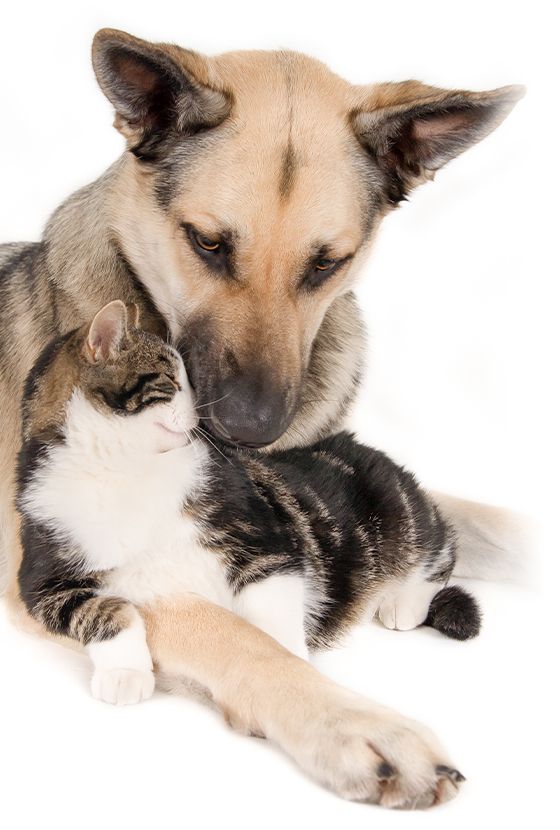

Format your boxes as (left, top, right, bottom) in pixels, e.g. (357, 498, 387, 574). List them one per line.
(85, 300, 129, 363)
(126, 302, 141, 329)
(351, 82, 525, 204)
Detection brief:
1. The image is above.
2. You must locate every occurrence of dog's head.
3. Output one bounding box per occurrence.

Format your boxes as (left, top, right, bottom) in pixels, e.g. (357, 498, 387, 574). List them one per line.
(93, 29, 523, 447)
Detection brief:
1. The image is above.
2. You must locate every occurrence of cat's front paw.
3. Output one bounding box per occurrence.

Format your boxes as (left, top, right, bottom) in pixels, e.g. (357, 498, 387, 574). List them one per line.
(91, 668, 155, 705)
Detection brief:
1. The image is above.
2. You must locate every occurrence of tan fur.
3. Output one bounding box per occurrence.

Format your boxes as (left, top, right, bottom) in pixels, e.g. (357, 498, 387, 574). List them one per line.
(142, 596, 460, 806)
(433, 491, 534, 583)
(0, 29, 526, 807)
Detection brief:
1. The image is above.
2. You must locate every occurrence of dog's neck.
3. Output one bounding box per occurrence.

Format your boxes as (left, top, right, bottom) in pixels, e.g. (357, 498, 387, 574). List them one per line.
(42, 158, 166, 338)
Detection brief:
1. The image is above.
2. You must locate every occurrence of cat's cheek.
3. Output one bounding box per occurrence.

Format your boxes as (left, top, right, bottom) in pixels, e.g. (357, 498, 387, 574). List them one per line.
(154, 422, 190, 452)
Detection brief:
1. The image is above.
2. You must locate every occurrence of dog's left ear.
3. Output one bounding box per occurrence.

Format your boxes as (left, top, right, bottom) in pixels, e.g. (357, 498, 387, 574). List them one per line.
(92, 29, 231, 160)
(352, 82, 525, 204)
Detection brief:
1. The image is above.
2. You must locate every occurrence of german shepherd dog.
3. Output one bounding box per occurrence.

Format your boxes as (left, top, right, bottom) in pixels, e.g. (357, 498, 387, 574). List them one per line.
(0, 29, 524, 808)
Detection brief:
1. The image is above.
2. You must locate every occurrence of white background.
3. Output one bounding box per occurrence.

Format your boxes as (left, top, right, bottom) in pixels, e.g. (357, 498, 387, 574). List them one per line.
(0, 1, 555, 827)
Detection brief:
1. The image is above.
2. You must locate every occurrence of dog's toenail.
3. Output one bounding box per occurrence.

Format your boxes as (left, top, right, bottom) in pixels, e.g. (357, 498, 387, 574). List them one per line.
(377, 761, 397, 780)
(436, 764, 466, 783)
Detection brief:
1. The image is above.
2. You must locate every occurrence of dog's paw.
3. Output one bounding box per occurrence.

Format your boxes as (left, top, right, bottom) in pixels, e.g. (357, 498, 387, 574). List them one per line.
(300, 701, 464, 807)
(91, 668, 155, 705)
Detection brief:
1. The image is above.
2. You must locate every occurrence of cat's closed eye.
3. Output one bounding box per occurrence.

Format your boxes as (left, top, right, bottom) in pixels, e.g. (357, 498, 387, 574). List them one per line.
(97, 371, 180, 414)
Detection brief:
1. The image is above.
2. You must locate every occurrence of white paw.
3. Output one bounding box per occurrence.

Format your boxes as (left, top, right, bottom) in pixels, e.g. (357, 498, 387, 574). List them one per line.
(91, 668, 155, 705)
(377, 580, 439, 631)
(300, 700, 465, 807)
(378, 597, 427, 630)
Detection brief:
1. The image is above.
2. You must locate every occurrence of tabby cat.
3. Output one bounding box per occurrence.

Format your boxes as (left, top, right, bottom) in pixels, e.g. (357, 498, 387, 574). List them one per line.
(17, 301, 480, 704)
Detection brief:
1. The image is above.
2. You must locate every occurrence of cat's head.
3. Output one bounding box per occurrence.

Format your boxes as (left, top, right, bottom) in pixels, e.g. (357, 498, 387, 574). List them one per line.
(23, 300, 197, 454)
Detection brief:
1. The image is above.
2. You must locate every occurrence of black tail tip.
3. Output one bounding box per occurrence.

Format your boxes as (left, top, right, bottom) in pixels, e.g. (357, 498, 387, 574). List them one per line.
(424, 585, 481, 641)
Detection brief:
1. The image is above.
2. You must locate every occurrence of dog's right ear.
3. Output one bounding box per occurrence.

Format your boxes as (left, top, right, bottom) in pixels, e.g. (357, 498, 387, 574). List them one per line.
(351, 81, 525, 205)
(92, 29, 231, 160)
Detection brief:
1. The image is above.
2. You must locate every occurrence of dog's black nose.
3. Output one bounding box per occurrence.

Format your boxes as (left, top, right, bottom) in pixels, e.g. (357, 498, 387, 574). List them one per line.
(209, 374, 295, 448)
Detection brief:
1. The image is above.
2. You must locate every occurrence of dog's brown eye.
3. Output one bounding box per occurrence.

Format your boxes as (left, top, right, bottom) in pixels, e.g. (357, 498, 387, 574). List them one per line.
(315, 258, 336, 272)
(300, 252, 353, 291)
(182, 222, 235, 279)
(195, 232, 220, 253)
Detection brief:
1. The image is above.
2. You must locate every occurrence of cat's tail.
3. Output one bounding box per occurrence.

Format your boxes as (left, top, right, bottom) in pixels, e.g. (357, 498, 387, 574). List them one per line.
(430, 491, 534, 584)
(424, 586, 482, 641)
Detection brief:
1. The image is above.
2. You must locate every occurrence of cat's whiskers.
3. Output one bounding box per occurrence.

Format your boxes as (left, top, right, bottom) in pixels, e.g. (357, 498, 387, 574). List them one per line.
(194, 390, 233, 411)
(192, 425, 232, 465)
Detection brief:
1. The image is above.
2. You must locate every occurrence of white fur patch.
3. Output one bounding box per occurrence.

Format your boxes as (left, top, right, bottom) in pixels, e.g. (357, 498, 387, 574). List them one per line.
(374, 569, 442, 632)
(235, 574, 309, 659)
(88, 610, 154, 705)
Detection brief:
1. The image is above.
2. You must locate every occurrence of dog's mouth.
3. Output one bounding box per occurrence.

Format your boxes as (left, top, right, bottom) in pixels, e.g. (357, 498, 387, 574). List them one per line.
(207, 416, 274, 449)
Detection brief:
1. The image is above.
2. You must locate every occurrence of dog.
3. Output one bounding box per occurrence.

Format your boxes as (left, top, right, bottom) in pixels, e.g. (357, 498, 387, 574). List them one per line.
(0, 28, 525, 807)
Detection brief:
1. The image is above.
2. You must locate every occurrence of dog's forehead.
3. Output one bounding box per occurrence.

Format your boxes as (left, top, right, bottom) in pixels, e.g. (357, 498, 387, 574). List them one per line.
(155, 50, 371, 244)
(170, 121, 364, 247)
(211, 49, 352, 112)
(176, 151, 364, 251)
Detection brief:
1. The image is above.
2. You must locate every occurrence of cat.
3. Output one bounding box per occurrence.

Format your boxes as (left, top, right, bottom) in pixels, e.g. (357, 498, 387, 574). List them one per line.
(17, 300, 480, 704)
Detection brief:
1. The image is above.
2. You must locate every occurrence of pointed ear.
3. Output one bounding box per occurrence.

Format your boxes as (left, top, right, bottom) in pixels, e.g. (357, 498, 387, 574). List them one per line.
(85, 300, 129, 364)
(91, 28, 231, 160)
(351, 82, 525, 205)
(126, 302, 141, 329)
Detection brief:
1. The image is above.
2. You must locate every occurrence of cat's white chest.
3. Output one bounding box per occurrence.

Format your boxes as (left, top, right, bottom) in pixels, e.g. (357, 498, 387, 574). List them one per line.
(103, 517, 233, 608)
(21, 399, 233, 610)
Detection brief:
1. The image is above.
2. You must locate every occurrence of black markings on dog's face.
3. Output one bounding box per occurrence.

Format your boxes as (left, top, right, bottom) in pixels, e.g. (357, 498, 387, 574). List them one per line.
(91, 40, 522, 456)
(279, 140, 298, 200)
(153, 125, 233, 210)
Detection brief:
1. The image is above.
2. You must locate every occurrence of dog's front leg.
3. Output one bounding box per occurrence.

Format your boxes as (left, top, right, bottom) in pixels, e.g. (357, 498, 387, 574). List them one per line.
(142, 595, 465, 808)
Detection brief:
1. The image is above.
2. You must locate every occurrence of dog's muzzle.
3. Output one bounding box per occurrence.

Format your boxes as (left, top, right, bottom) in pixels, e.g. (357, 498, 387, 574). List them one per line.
(208, 371, 297, 448)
